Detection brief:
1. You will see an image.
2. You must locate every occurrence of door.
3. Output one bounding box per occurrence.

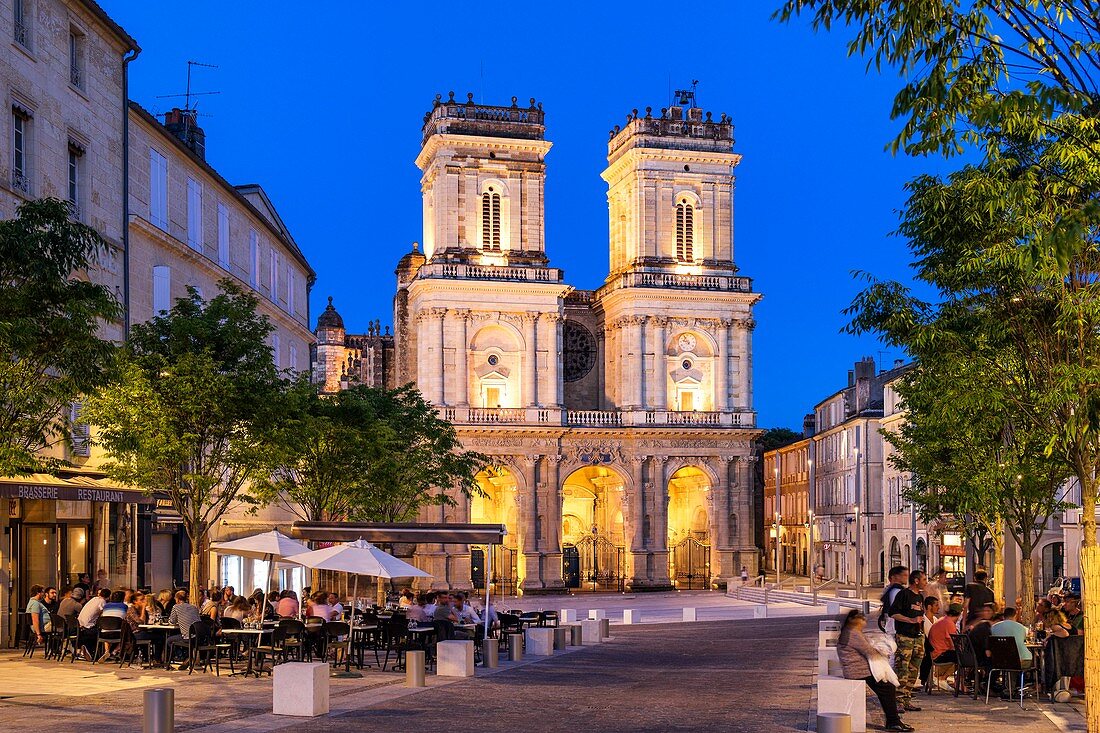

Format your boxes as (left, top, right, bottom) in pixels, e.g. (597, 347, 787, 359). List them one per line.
(562, 546, 580, 588)
(471, 547, 486, 589)
(150, 533, 173, 592)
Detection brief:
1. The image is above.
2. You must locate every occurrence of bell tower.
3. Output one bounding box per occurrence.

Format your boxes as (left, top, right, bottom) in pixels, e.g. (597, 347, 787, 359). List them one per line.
(602, 88, 740, 276)
(416, 92, 553, 267)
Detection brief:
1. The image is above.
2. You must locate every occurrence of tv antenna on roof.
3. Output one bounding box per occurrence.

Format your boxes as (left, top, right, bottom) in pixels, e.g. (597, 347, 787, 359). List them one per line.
(155, 60, 220, 115)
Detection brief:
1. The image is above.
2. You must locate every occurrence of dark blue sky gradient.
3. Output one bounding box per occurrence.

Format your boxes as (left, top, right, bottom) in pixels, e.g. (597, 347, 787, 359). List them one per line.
(106, 0, 953, 430)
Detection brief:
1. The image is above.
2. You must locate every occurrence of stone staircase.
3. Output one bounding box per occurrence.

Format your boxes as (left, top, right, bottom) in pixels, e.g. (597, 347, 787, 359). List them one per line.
(731, 583, 872, 611)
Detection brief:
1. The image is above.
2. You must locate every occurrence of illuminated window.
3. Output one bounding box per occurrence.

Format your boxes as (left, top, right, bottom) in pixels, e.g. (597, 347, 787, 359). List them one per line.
(481, 188, 501, 251)
(675, 198, 694, 261)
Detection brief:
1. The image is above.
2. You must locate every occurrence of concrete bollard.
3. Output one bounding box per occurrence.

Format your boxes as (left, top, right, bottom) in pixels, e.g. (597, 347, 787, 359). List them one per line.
(817, 712, 852, 733)
(143, 688, 174, 733)
(753, 605, 768, 619)
(826, 601, 841, 615)
(683, 607, 697, 622)
(599, 618, 610, 639)
(508, 633, 524, 662)
(588, 609, 606, 620)
(569, 624, 583, 646)
(273, 662, 329, 717)
(482, 637, 499, 668)
(623, 609, 640, 624)
(553, 627, 569, 650)
(406, 650, 426, 687)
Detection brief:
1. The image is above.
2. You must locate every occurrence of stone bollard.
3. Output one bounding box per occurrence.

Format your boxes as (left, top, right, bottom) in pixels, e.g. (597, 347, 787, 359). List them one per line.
(753, 605, 768, 619)
(406, 650, 426, 686)
(623, 609, 640, 624)
(560, 608, 577, 623)
(437, 640, 475, 677)
(525, 627, 555, 656)
(569, 624, 583, 646)
(143, 688, 174, 733)
(826, 601, 841, 615)
(553, 626, 569, 650)
(482, 637, 499, 668)
(683, 608, 697, 622)
(273, 662, 330, 717)
(508, 633, 524, 662)
(817, 713, 852, 733)
(599, 618, 610, 639)
(588, 609, 606, 620)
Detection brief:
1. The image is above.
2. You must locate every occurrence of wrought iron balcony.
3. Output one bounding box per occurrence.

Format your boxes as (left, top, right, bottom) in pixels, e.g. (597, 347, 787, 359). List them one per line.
(10, 170, 29, 194)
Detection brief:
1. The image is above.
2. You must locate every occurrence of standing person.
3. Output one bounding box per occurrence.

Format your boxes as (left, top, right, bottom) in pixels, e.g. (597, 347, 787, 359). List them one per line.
(880, 566, 910, 634)
(924, 569, 948, 615)
(741, 566, 750, 585)
(889, 569, 927, 711)
(25, 585, 52, 648)
(74, 573, 93, 594)
(92, 569, 109, 593)
(836, 609, 912, 732)
(963, 570, 994, 620)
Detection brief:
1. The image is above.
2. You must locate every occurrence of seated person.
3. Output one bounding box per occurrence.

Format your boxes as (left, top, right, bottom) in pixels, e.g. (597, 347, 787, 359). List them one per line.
(836, 609, 911, 732)
(101, 590, 128, 620)
(276, 590, 300, 619)
(928, 602, 962, 665)
(1063, 593, 1085, 635)
(990, 606, 1032, 668)
(164, 590, 202, 665)
(967, 603, 995, 670)
(58, 586, 85, 618)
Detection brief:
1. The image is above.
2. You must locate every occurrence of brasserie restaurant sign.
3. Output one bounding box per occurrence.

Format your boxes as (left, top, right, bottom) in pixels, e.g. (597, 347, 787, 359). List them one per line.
(0, 482, 153, 505)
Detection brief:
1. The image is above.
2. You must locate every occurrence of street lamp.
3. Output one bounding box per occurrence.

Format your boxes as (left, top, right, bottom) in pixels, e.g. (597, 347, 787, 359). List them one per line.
(774, 465, 781, 580)
(853, 444, 862, 600)
(774, 512, 782, 587)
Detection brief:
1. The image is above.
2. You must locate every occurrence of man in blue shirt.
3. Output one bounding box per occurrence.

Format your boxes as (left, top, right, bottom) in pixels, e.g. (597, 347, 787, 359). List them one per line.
(25, 584, 52, 646)
(990, 606, 1032, 667)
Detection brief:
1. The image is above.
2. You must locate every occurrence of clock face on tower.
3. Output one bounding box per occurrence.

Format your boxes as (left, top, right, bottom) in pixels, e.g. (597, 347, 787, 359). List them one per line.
(563, 321, 597, 382)
(677, 333, 697, 353)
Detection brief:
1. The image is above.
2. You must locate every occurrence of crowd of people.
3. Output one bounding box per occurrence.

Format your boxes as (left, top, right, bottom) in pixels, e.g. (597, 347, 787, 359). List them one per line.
(835, 566, 1087, 731)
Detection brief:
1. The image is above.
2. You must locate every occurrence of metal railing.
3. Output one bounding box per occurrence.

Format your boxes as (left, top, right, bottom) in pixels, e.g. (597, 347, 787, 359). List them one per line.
(812, 577, 838, 607)
(14, 20, 28, 48)
(70, 63, 81, 88)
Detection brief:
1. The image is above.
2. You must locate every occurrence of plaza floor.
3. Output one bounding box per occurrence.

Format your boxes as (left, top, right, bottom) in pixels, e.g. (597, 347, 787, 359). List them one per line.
(0, 602, 1082, 732)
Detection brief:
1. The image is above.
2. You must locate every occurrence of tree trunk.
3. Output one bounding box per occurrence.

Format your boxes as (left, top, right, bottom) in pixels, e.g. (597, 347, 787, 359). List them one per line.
(1019, 555, 1036, 625)
(991, 527, 1005, 607)
(189, 546, 204, 606)
(1079, 490, 1099, 733)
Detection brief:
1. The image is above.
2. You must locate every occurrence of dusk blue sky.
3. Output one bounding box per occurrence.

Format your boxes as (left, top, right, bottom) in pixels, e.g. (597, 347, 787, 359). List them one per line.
(106, 0, 953, 431)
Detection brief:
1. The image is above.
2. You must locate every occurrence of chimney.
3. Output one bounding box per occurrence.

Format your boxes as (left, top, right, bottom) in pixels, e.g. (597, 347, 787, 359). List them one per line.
(802, 413, 816, 438)
(163, 108, 206, 160)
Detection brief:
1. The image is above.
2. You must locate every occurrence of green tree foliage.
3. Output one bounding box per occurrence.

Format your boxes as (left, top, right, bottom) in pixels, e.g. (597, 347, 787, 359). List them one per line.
(0, 198, 122, 475)
(776, 0, 1100, 157)
(757, 427, 804, 453)
(83, 281, 283, 602)
(257, 383, 489, 524)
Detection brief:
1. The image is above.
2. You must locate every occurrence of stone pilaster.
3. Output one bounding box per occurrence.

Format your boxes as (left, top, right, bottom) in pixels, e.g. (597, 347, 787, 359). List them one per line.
(544, 313, 563, 407)
(736, 317, 755, 411)
(650, 455, 673, 588)
(523, 311, 539, 406)
(455, 309, 470, 405)
(716, 318, 732, 411)
(652, 316, 668, 410)
(519, 456, 542, 590)
(541, 454, 565, 591)
(627, 455, 648, 587)
(627, 316, 645, 409)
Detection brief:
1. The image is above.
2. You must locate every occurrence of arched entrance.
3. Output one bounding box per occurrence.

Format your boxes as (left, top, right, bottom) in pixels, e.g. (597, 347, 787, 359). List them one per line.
(916, 538, 928, 572)
(560, 466, 627, 591)
(667, 466, 712, 589)
(889, 537, 902, 569)
(470, 467, 519, 595)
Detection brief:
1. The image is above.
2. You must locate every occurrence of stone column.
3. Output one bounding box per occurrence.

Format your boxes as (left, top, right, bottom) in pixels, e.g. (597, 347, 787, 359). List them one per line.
(456, 309, 470, 406)
(432, 307, 447, 405)
(544, 313, 562, 408)
(628, 455, 648, 588)
(595, 328, 606, 410)
(415, 310, 434, 402)
(520, 456, 542, 590)
(627, 316, 645, 409)
(712, 456, 737, 583)
(716, 319, 731, 412)
(542, 454, 565, 590)
(736, 318, 755, 411)
(523, 312, 539, 407)
(653, 316, 668, 410)
(735, 455, 759, 575)
(651, 455, 672, 588)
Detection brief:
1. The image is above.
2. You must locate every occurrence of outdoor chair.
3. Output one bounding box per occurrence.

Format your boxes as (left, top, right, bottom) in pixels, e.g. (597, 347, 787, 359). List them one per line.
(92, 616, 124, 664)
(922, 656, 956, 695)
(324, 621, 351, 667)
(249, 622, 300, 676)
(497, 612, 522, 652)
(986, 636, 1040, 708)
(19, 613, 36, 658)
(57, 615, 81, 663)
(276, 619, 306, 661)
(118, 622, 154, 668)
(44, 612, 67, 659)
(376, 616, 413, 672)
(303, 616, 327, 660)
(216, 616, 245, 667)
(951, 633, 988, 699)
(541, 611, 559, 627)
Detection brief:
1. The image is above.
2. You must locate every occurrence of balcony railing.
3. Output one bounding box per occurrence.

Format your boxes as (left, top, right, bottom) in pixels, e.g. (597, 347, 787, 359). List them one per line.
(439, 406, 755, 429)
(417, 262, 563, 284)
(14, 20, 28, 47)
(598, 270, 752, 297)
(10, 170, 29, 194)
(70, 63, 81, 88)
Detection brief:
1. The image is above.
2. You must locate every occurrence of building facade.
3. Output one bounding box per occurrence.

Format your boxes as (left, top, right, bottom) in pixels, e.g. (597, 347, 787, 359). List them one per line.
(126, 102, 316, 593)
(316, 93, 762, 592)
(0, 0, 145, 643)
(763, 438, 811, 577)
(880, 374, 933, 575)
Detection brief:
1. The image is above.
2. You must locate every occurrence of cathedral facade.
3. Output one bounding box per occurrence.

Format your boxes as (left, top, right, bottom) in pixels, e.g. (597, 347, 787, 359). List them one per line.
(314, 92, 762, 593)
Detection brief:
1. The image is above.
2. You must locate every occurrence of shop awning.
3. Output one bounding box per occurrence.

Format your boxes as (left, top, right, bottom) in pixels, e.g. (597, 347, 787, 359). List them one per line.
(0, 473, 154, 505)
(290, 522, 507, 545)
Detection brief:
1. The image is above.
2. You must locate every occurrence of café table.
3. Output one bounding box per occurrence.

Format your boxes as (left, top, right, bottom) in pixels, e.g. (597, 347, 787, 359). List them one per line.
(221, 627, 273, 677)
(138, 624, 177, 668)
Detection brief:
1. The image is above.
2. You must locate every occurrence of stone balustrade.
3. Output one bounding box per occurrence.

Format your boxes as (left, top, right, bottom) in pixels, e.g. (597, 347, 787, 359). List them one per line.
(438, 406, 755, 429)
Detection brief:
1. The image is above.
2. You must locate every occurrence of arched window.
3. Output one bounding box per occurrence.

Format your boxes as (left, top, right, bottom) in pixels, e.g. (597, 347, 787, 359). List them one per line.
(675, 198, 694, 261)
(481, 187, 501, 251)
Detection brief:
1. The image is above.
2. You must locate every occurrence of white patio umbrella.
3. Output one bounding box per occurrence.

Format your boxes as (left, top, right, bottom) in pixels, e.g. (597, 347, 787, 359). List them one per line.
(285, 538, 431, 676)
(209, 530, 310, 616)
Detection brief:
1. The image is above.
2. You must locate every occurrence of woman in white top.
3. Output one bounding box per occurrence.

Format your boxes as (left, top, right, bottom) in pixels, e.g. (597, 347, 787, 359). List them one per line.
(222, 596, 251, 622)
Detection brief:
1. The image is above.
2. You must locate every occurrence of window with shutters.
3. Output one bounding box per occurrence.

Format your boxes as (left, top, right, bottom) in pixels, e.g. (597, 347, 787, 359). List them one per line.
(69, 402, 90, 457)
(186, 178, 202, 251)
(269, 248, 278, 302)
(248, 229, 259, 287)
(481, 188, 501, 251)
(272, 333, 281, 368)
(217, 202, 230, 268)
(152, 265, 170, 314)
(149, 148, 168, 230)
(675, 198, 694, 262)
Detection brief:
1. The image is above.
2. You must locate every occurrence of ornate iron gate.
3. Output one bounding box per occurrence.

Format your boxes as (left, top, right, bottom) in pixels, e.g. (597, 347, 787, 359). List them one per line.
(471, 545, 518, 597)
(564, 534, 626, 592)
(670, 535, 712, 589)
